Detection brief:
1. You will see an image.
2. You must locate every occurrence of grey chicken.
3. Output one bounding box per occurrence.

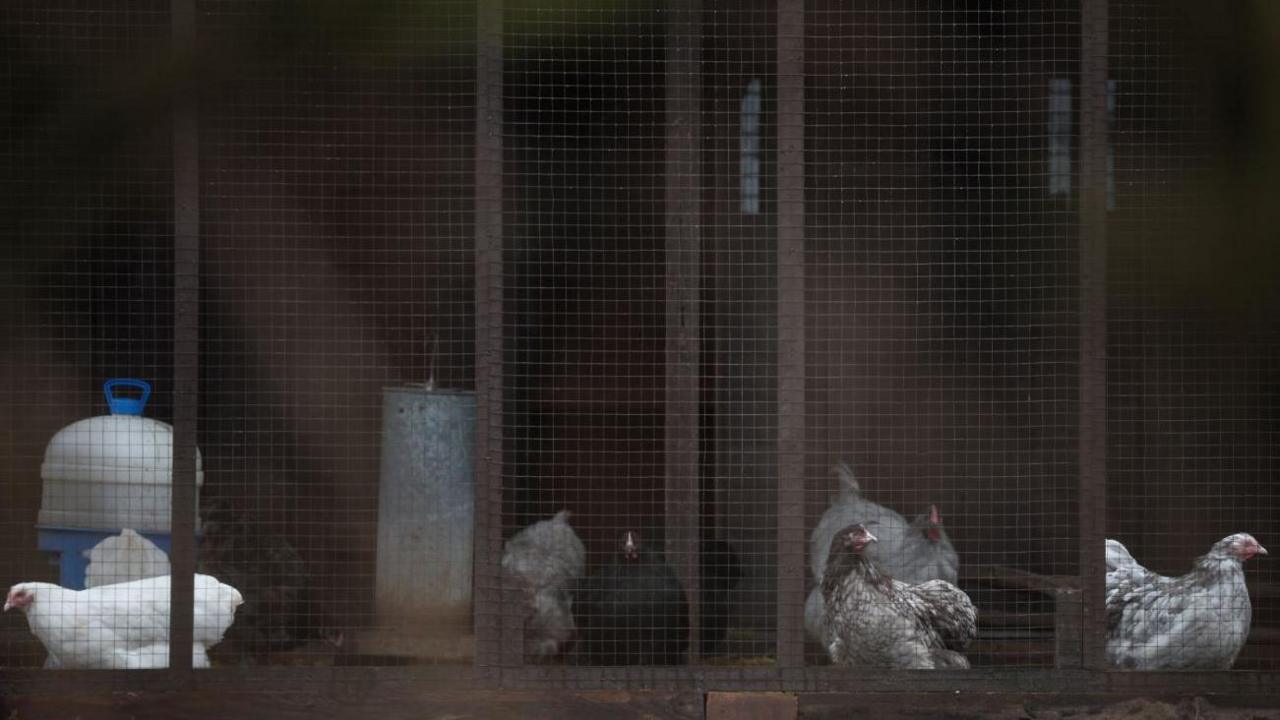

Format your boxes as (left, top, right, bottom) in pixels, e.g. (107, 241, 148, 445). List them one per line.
(1106, 533, 1266, 670)
(807, 461, 959, 645)
(501, 510, 586, 661)
(820, 524, 977, 669)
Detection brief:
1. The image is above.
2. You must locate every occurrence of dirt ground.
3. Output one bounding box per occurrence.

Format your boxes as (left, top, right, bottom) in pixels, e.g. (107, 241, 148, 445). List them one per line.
(801, 696, 1280, 720)
(1016, 698, 1280, 720)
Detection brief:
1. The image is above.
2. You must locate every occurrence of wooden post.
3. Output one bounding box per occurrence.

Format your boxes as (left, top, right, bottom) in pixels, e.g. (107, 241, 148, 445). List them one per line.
(775, 0, 806, 670)
(1077, 0, 1110, 673)
(665, 0, 704, 664)
(169, 0, 199, 676)
(474, 0, 508, 675)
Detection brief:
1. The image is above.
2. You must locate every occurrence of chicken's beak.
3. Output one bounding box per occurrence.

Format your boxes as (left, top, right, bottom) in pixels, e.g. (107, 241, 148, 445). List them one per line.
(3, 597, 12, 612)
(1258, 544, 1269, 556)
(864, 529, 878, 544)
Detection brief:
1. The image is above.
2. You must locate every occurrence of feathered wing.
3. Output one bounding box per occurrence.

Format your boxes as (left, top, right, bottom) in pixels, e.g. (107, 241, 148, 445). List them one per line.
(1106, 570, 1176, 661)
(77, 577, 177, 653)
(820, 547, 977, 669)
(803, 586, 828, 645)
(906, 579, 977, 651)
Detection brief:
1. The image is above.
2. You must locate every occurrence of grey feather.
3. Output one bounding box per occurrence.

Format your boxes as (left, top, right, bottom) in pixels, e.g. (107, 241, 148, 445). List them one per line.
(501, 510, 586, 661)
(804, 586, 829, 647)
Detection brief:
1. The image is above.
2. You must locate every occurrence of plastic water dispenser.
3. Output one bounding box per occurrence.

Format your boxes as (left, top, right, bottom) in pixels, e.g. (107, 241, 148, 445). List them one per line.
(36, 379, 202, 588)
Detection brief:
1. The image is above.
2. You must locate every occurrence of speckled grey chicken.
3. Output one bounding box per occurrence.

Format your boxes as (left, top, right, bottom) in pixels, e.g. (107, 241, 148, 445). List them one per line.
(501, 510, 586, 661)
(807, 462, 959, 645)
(1106, 534, 1266, 670)
(820, 524, 976, 669)
(197, 500, 343, 663)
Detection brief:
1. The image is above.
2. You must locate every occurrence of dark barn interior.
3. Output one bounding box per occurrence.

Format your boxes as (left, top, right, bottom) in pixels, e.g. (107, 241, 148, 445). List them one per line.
(0, 0, 1279, 716)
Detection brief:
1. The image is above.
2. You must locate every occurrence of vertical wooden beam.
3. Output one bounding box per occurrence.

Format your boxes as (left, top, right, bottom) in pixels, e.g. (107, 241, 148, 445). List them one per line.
(664, 0, 703, 664)
(775, 0, 806, 669)
(169, 0, 198, 675)
(1078, 0, 1110, 672)
(474, 0, 508, 675)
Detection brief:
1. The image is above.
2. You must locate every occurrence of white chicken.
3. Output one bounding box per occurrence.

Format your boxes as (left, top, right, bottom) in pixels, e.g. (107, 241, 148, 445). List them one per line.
(84, 529, 170, 589)
(1106, 533, 1266, 670)
(6, 574, 243, 669)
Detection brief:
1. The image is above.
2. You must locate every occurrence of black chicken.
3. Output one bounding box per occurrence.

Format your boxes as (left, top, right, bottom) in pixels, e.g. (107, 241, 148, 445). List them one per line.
(571, 531, 690, 665)
(198, 500, 343, 663)
(699, 537, 742, 657)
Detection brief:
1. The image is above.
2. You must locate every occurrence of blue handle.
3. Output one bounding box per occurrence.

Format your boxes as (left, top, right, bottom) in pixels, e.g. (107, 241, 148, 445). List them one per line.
(104, 379, 152, 416)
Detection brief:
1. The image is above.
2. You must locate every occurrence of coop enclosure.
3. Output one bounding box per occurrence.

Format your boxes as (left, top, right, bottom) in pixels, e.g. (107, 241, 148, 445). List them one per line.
(1, 0, 1278, 696)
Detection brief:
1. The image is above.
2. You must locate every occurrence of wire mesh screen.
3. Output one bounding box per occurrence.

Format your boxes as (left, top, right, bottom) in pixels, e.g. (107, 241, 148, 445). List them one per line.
(702, 0, 778, 664)
(1106, 1, 1280, 671)
(2, 0, 1279, 689)
(804, 2, 1080, 669)
(0, 1, 176, 668)
(501, 0, 678, 666)
(194, 0, 477, 666)
(498, 0, 783, 669)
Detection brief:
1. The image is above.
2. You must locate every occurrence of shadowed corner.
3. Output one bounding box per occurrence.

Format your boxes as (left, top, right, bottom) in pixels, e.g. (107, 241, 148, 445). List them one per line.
(1138, 0, 1280, 318)
(0, 688, 14, 720)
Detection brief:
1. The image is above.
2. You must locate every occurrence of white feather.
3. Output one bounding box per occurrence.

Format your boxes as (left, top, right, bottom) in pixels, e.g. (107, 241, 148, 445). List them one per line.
(84, 529, 170, 589)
